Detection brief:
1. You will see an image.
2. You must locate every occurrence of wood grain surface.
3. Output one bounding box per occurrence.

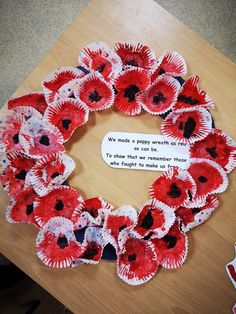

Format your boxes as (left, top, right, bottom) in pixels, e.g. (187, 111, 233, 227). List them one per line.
(0, 0, 236, 313)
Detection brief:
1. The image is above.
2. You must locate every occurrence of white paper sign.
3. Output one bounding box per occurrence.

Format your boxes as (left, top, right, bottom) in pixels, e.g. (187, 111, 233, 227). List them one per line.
(101, 132, 190, 171)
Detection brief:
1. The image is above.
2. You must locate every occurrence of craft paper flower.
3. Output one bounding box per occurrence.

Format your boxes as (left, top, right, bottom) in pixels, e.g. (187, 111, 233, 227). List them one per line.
(29, 153, 75, 196)
(149, 167, 196, 209)
(190, 128, 236, 173)
(36, 217, 84, 268)
(161, 108, 212, 144)
(43, 98, 89, 141)
(34, 186, 83, 227)
(117, 237, 159, 285)
(78, 41, 122, 82)
(132, 199, 175, 239)
(75, 72, 114, 111)
(137, 75, 180, 115)
(172, 76, 214, 111)
(42, 67, 85, 104)
(19, 116, 65, 158)
(151, 50, 187, 81)
(176, 195, 219, 232)
(113, 41, 156, 69)
(114, 68, 151, 115)
(151, 220, 188, 269)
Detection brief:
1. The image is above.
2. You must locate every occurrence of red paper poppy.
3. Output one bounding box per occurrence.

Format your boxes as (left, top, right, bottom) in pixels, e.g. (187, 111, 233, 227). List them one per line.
(29, 153, 75, 196)
(132, 199, 175, 239)
(8, 92, 48, 115)
(149, 167, 196, 209)
(113, 41, 156, 70)
(36, 217, 84, 268)
(0, 113, 25, 153)
(114, 68, 151, 115)
(151, 220, 188, 269)
(6, 187, 39, 226)
(137, 75, 180, 114)
(19, 116, 65, 158)
(42, 67, 85, 104)
(117, 237, 159, 285)
(76, 72, 114, 111)
(187, 158, 228, 203)
(176, 195, 219, 232)
(44, 98, 89, 141)
(103, 205, 138, 252)
(72, 197, 113, 229)
(190, 128, 236, 173)
(34, 186, 83, 227)
(2, 151, 35, 196)
(172, 76, 214, 111)
(161, 108, 212, 144)
(78, 227, 106, 264)
(151, 50, 187, 81)
(78, 41, 122, 82)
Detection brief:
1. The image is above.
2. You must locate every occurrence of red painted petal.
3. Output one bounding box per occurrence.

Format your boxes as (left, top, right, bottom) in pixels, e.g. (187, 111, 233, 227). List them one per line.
(114, 68, 151, 116)
(72, 197, 113, 229)
(117, 237, 159, 285)
(78, 227, 106, 264)
(137, 75, 180, 114)
(29, 153, 75, 196)
(113, 41, 156, 70)
(103, 205, 138, 252)
(190, 128, 236, 173)
(19, 117, 65, 158)
(151, 220, 188, 269)
(149, 167, 196, 209)
(161, 108, 212, 144)
(34, 186, 83, 227)
(151, 50, 187, 81)
(187, 158, 228, 203)
(173, 76, 214, 111)
(0, 113, 25, 153)
(36, 217, 84, 268)
(44, 98, 89, 141)
(78, 41, 122, 82)
(42, 67, 85, 104)
(6, 187, 39, 227)
(8, 92, 48, 114)
(76, 72, 114, 111)
(132, 199, 175, 238)
(176, 195, 219, 232)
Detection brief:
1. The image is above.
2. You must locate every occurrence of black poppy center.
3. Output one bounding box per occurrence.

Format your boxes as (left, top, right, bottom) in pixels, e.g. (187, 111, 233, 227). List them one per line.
(12, 133, 19, 144)
(167, 183, 182, 198)
(128, 253, 137, 262)
(62, 119, 72, 130)
(163, 235, 177, 249)
(205, 146, 218, 158)
(26, 203, 34, 215)
(82, 242, 99, 259)
(192, 208, 201, 214)
(57, 236, 68, 249)
(55, 199, 64, 211)
(178, 94, 199, 105)
(125, 59, 139, 67)
(140, 209, 154, 229)
(159, 68, 166, 75)
(39, 135, 50, 146)
(152, 91, 167, 105)
(15, 169, 27, 180)
(51, 172, 60, 179)
(89, 90, 102, 102)
(179, 116, 196, 139)
(119, 224, 127, 232)
(124, 84, 140, 102)
(95, 63, 106, 73)
(198, 176, 208, 183)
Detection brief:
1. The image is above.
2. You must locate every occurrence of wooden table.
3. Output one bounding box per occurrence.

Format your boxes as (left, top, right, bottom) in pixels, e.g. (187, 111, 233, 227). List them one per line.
(1, 0, 236, 313)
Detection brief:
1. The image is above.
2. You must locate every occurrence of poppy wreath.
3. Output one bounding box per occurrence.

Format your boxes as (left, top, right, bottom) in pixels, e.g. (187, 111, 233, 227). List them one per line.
(1, 41, 236, 285)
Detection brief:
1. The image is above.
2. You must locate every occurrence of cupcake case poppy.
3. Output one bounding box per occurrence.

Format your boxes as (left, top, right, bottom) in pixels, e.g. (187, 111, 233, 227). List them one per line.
(0, 41, 236, 286)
